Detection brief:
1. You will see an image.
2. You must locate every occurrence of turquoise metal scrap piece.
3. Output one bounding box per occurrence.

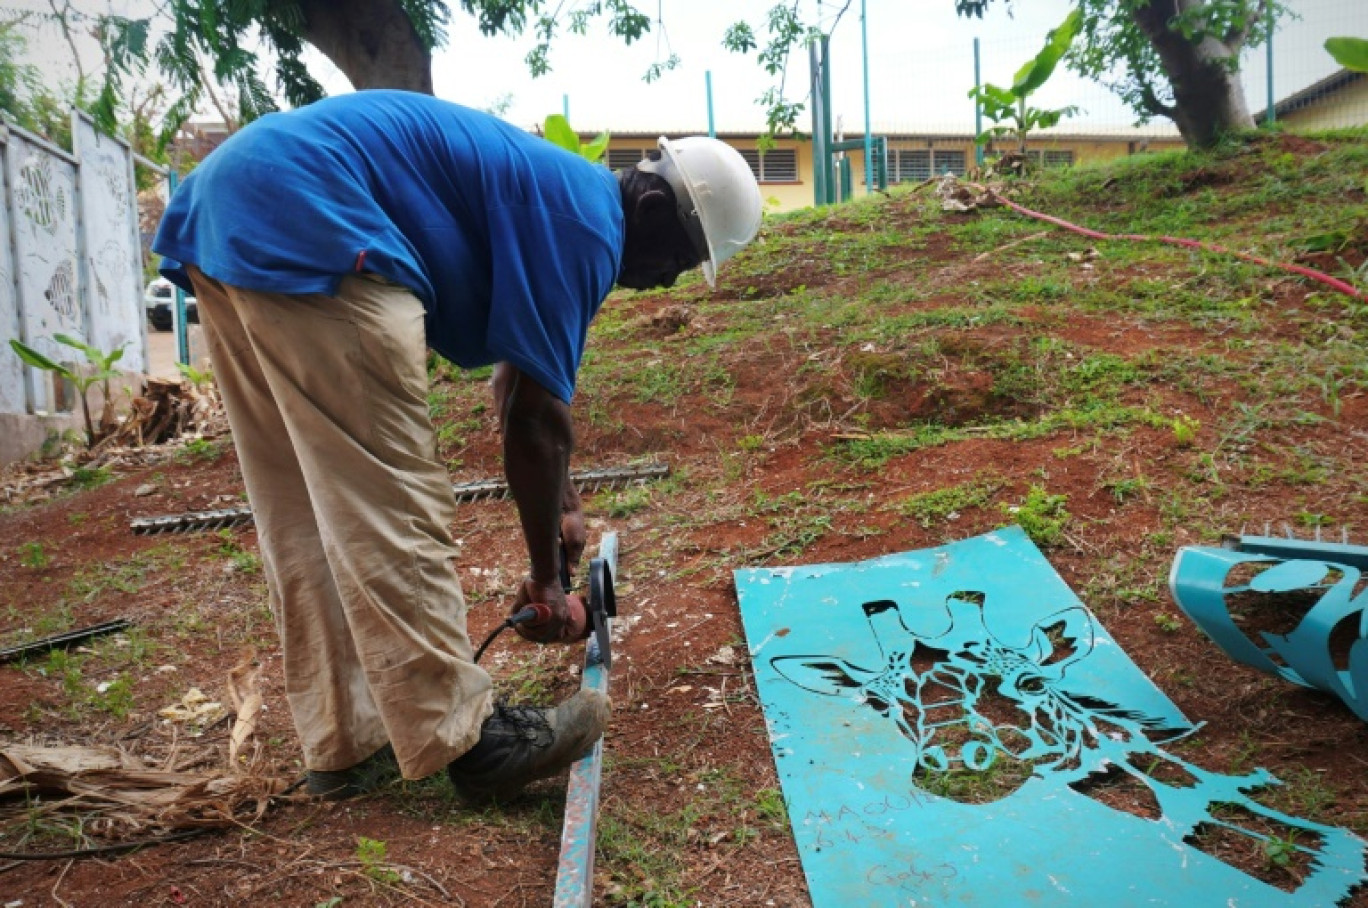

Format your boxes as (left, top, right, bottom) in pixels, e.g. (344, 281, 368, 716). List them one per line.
(1169, 534, 1368, 722)
(553, 531, 617, 908)
(734, 527, 1367, 907)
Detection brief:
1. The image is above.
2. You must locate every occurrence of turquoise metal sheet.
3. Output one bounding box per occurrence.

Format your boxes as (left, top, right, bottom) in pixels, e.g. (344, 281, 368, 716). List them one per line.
(1170, 536, 1367, 722)
(554, 531, 618, 908)
(735, 527, 1367, 907)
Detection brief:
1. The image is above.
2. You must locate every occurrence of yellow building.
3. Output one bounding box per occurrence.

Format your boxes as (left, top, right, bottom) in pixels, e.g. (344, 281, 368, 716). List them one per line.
(601, 130, 1185, 212)
(1255, 69, 1368, 131)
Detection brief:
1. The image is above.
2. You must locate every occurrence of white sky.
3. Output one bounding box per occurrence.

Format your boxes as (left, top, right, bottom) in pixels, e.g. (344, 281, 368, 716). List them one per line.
(14, 0, 1368, 138)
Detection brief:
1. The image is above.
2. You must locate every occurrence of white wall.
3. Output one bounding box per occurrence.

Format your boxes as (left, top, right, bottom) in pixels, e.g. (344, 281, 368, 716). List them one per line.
(0, 113, 150, 422)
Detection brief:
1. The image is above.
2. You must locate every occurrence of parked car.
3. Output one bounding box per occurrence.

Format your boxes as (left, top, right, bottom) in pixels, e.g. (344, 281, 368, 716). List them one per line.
(144, 278, 198, 331)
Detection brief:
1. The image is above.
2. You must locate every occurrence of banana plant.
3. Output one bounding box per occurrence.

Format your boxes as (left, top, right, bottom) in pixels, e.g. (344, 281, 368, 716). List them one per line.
(969, 8, 1083, 156)
(542, 114, 610, 163)
(9, 334, 127, 446)
(1326, 37, 1368, 73)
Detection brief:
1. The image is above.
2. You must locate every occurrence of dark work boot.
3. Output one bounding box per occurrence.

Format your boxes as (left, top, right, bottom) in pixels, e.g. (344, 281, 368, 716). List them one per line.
(305, 743, 401, 800)
(446, 690, 611, 805)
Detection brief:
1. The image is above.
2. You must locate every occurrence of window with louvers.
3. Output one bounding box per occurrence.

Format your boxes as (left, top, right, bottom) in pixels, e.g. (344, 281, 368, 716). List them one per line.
(739, 149, 761, 181)
(740, 148, 798, 182)
(1043, 149, 1074, 167)
(889, 149, 931, 182)
(762, 149, 798, 181)
(606, 148, 648, 170)
(933, 150, 966, 176)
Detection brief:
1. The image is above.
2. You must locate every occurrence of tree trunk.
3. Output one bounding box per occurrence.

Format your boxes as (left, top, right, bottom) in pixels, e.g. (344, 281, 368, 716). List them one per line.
(295, 0, 434, 94)
(1130, 0, 1255, 149)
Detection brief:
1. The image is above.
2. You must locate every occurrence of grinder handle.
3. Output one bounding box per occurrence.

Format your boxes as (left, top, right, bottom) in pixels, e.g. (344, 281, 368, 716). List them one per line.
(513, 594, 591, 642)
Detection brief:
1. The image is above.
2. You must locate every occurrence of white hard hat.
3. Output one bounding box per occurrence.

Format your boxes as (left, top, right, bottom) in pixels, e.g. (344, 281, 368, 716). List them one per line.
(637, 136, 763, 287)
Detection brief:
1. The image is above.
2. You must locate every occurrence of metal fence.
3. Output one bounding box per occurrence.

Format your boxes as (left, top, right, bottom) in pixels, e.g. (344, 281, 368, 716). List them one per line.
(850, 0, 1366, 139)
(0, 110, 150, 417)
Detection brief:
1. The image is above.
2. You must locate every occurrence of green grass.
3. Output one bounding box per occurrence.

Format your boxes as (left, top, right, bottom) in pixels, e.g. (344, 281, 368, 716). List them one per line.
(66, 464, 113, 490)
(829, 402, 1166, 470)
(29, 649, 137, 720)
(177, 437, 222, 463)
(214, 529, 262, 574)
(355, 837, 402, 885)
(596, 763, 785, 906)
(747, 489, 834, 559)
(600, 486, 652, 518)
(17, 541, 49, 568)
(69, 550, 164, 601)
(893, 476, 1005, 528)
(1001, 485, 1072, 547)
(490, 647, 572, 706)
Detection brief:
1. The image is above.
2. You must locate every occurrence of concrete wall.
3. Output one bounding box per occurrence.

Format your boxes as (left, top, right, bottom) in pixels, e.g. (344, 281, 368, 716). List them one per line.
(1, 111, 152, 466)
(0, 371, 143, 465)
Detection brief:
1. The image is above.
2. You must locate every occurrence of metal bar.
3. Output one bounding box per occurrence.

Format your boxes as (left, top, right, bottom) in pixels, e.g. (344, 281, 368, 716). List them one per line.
(974, 37, 985, 166)
(705, 71, 715, 138)
(131, 151, 167, 174)
(130, 462, 670, 534)
(809, 39, 827, 207)
(168, 170, 190, 366)
(1225, 534, 1368, 571)
(1265, 4, 1276, 126)
(860, 0, 872, 196)
(0, 619, 132, 664)
(553, 531, 617, 908)
(820, 35, 835, 205)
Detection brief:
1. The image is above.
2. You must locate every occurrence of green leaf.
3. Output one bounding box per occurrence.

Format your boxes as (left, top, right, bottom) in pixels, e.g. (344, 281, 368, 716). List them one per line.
(543, 114, 580, 155)
(1326, 37, 1368, 73)
(53, 333, 100, 364)
(723, 22, 757, 55)
(981, 84, 1018, 106)
(9, 339, 72, 379)
(582, 130, 611, 163)
(1298, 230, 1348, 253)
(1013, 8, 1082, 97)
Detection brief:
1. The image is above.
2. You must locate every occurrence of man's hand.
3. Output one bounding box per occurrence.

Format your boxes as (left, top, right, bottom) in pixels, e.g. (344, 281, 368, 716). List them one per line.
(511, 575, 572, 643)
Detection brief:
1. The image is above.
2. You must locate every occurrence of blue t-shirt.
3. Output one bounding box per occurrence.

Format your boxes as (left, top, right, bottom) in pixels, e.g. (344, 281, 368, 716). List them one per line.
(152, 91, 624, 403)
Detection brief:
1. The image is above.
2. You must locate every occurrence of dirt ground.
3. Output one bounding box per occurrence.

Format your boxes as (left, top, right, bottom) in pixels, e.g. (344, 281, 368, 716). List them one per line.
(2, 135, 1367, 906)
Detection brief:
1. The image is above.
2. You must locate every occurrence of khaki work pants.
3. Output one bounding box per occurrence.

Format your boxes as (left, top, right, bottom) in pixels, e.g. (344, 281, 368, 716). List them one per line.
(188, 266, 493, 780)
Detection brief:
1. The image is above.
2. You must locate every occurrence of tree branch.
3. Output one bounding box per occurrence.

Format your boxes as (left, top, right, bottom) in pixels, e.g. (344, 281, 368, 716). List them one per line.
(194, 48, 239, 131)
(1224, 0, 1269, 50)
(46, 0, 85, 91)
(1138, 80, 1176, 119)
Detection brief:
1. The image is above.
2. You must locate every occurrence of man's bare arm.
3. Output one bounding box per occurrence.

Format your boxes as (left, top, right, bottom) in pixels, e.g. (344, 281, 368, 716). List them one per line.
(495, 362, 572, 589)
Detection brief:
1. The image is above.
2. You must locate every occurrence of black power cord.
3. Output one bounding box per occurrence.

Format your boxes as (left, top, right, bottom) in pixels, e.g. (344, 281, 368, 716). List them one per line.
(472, 606, 542, 663)
(474, 538, 576, 663)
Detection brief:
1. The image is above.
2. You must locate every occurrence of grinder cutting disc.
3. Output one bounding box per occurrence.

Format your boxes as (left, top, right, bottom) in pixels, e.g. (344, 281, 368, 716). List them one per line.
(587, 556, 616, 669)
